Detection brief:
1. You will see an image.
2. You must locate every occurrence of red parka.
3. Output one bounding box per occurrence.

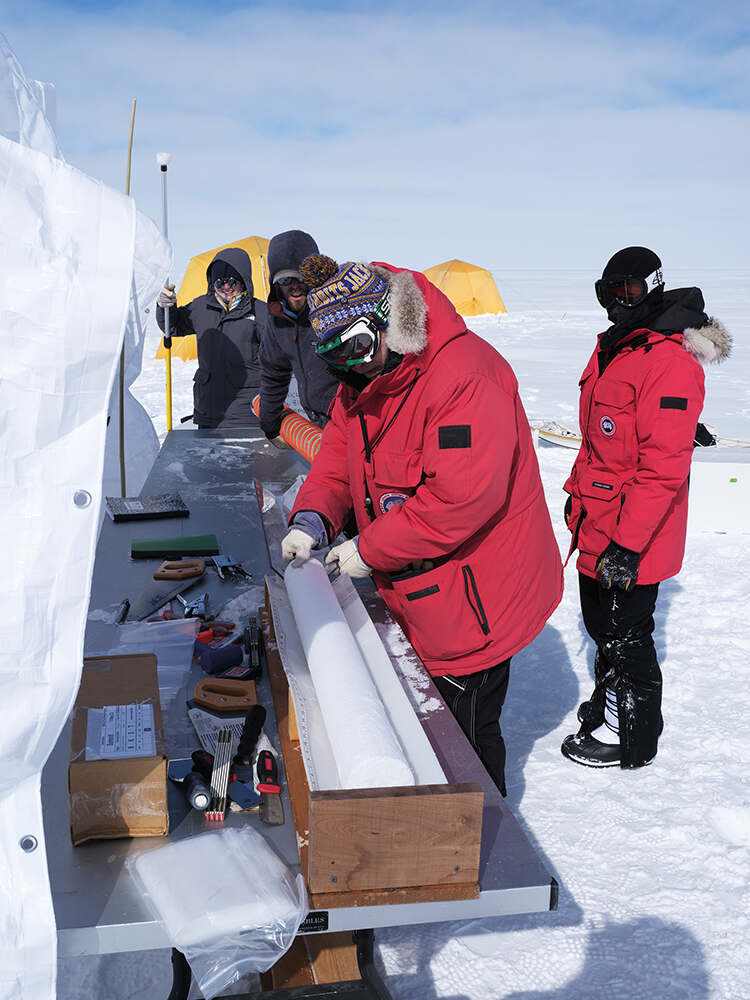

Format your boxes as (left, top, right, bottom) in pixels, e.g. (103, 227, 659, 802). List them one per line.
(291, 264, 563, 677)
(564, 313, 730, 584)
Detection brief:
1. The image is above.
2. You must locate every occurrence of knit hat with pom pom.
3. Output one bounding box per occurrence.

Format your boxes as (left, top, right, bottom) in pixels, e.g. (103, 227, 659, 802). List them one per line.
(300, 254, 388, 341)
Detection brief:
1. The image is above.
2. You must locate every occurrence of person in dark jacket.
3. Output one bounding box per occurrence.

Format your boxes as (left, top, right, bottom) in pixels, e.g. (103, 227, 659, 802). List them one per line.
(156, 247, 266, 428)
(258, 230, 340, 446)
(281, 253, 563, 796)
(561, 247, 731, 770)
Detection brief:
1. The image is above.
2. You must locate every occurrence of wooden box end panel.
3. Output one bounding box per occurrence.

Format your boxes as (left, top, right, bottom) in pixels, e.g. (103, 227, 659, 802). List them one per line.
(307, 783, 483, 895)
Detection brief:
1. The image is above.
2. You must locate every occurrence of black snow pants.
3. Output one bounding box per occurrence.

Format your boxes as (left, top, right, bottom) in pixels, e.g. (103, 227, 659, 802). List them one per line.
(433, 660, 510, 796)
(578, 572, 662, 768)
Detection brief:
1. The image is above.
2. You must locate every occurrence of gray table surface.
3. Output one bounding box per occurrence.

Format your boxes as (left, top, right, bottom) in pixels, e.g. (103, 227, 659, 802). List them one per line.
(44, 428, 554, 958)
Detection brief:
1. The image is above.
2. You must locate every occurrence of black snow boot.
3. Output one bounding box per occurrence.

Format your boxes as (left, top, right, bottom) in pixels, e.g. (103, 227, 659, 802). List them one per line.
(561, 730, 621, 768)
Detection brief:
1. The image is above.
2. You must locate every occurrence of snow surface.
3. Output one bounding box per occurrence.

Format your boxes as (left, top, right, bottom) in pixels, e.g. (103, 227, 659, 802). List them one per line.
(59, 269, 750, 999)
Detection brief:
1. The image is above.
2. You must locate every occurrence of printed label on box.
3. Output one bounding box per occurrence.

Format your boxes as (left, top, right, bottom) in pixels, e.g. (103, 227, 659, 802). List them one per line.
(85, 704, 156, 760)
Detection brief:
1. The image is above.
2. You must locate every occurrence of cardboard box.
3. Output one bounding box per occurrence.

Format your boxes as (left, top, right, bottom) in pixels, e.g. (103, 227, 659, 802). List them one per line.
(69, 653, 169, 846)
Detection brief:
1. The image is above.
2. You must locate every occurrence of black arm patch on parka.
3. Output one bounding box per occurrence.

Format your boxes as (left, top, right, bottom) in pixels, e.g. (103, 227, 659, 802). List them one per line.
(660, 397, 688, 410)
(438, 425, 471, 449)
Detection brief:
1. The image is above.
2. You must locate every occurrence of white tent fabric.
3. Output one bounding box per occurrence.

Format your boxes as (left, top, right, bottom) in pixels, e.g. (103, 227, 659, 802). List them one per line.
(102, 210, 170, 498)
(0, 36, 170, 1000)
(0, 34, 60, 159)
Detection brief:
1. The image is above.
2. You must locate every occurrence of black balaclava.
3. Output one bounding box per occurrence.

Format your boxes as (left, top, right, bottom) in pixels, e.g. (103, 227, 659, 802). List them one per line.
(208, 260, 245, 291)
(599, 246, 665, 351)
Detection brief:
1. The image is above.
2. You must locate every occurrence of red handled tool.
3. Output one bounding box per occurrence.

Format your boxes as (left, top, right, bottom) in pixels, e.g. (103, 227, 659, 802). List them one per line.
(256, 749, 284, 825)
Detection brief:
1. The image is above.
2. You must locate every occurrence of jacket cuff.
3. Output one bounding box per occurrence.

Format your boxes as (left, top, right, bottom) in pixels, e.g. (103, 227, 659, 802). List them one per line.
(290, 509, 334, 547)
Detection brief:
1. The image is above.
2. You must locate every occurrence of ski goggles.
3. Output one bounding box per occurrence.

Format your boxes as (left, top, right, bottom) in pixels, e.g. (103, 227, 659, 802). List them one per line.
(315, 315, 383, 368)
(594, 269, 663, 309)
(213, 275, 243, 292)
(315, 293, 391, 369)
(275, 275, 305, 288)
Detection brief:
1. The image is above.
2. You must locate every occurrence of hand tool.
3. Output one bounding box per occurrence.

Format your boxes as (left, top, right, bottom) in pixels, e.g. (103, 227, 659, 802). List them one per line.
(207, 728, 233, 822)
(242, 616, 263, 681)
(253, 478, 286, 580)
(256, 749, 284, 826)
(211, 554, 252, 581)
(195, 620, 235, 645)
(153, 558, 206, 581)
(227, 705, 266, 809)
(127, 576, 199, 621)
(193, 676, 257, 714)
(177, 591, 210, 619)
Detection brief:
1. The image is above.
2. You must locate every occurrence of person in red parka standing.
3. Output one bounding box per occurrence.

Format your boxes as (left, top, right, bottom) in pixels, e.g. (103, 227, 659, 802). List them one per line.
(280, 253, 563, 796)
(561, 247, 731, 770)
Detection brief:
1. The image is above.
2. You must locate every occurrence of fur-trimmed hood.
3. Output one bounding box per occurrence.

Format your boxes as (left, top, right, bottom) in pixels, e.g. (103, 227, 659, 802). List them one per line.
(371, 263, 466, 359)
(682, 317, 732, 365)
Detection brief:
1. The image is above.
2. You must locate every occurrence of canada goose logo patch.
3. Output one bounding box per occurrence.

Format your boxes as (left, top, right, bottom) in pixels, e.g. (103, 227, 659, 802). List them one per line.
(600, 416, 616, 436)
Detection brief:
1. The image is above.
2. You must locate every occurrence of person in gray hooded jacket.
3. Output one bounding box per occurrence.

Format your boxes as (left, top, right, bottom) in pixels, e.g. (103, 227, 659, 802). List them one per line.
(156, 247, 267, 428)
(258, 230, 340, 445)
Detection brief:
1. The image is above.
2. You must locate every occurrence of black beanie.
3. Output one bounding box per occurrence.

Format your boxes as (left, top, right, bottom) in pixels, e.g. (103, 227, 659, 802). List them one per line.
(602, 246, 662, 280)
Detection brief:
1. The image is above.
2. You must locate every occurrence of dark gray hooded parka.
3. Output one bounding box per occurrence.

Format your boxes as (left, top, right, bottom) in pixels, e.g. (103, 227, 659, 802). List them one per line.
(157, 247, 267, 428)
(259, 230, 340, 439)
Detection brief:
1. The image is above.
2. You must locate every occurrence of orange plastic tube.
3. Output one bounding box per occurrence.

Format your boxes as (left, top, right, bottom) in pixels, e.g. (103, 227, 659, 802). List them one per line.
(252, 395, 322, 463)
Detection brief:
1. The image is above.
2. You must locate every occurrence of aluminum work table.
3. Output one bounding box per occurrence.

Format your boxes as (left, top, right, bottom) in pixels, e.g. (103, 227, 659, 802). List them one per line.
(43, 428, 556, 996)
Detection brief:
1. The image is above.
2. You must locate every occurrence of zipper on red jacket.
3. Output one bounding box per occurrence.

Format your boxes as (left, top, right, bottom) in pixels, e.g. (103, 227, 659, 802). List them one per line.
(356, 373, 421, 524)
(616, 493, 625, 524)
(357, 412, 376, 521)
(462, 565, 490, 635)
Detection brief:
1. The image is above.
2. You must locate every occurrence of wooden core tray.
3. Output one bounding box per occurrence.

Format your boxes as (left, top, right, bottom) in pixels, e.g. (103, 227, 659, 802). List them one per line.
(259, 600, 483, 909)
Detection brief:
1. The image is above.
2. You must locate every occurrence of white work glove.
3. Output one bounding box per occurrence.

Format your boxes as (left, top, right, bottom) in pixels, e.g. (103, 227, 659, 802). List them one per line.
(281, 528, 316, 563)
(157, 282, 177, 309)
(325, 538, 372, 579)
(270, 435, 291, 450)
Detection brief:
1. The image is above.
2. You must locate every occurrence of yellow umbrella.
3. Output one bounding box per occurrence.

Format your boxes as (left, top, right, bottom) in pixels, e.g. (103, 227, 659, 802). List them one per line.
(423, 259, 507, 316)
(156, 235, 270, 361)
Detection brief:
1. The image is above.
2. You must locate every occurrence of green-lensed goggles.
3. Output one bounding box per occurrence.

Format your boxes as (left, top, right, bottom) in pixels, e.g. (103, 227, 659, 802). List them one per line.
(315, 293, 390, 369)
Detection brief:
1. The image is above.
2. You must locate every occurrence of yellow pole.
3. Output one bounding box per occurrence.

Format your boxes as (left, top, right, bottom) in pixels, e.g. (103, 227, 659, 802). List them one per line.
(165, 332, 173, 432)
(119, 98, 137, 496)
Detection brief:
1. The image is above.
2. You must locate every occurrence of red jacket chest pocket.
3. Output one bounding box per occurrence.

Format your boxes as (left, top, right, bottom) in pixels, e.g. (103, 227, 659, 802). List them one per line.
(589, 379, 637, 466)
(370, 450, 423, 516)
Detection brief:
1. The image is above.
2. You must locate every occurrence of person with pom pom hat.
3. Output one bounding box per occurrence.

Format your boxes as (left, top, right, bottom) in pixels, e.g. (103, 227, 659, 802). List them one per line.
(281, 253, 564, 796)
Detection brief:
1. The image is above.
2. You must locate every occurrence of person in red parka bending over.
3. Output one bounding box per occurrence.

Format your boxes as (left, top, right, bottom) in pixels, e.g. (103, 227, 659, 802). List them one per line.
(561, 247, 731, 770)
(280, 253, 563, 797)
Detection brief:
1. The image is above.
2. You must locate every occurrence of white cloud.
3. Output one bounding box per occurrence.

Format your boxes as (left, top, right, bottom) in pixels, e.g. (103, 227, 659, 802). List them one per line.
(4, 2, 749, 274)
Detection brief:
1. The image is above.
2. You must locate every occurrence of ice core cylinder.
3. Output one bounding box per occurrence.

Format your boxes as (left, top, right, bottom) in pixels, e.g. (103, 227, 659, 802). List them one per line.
(284, 559, 414, 789)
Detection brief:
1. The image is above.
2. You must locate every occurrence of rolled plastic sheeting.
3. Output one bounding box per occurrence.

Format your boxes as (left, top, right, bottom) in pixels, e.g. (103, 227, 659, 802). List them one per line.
(252, 395, 322, 463)
(284, 559, 414, 789)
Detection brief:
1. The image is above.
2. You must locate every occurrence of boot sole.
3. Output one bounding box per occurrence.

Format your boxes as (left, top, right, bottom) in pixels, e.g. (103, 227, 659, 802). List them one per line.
(561, 747, 621, 768)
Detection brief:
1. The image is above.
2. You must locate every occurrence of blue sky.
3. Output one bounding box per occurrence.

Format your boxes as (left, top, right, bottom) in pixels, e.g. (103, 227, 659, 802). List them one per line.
(3, 1, 749, 278)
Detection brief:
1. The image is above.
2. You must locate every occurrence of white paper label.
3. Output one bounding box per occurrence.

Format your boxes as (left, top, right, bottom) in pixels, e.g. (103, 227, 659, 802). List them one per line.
(85, 704, 156, 760)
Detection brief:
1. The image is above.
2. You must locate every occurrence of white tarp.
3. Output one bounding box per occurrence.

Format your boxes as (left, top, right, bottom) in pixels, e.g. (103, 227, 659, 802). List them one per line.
(0, 36, 170, 1000)
(102, 210, 170, 498)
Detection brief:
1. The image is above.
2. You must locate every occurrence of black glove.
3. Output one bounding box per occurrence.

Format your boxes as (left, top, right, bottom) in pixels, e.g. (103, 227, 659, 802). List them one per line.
(596, 540, 640, 592)
(564, 495, 572, 527)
